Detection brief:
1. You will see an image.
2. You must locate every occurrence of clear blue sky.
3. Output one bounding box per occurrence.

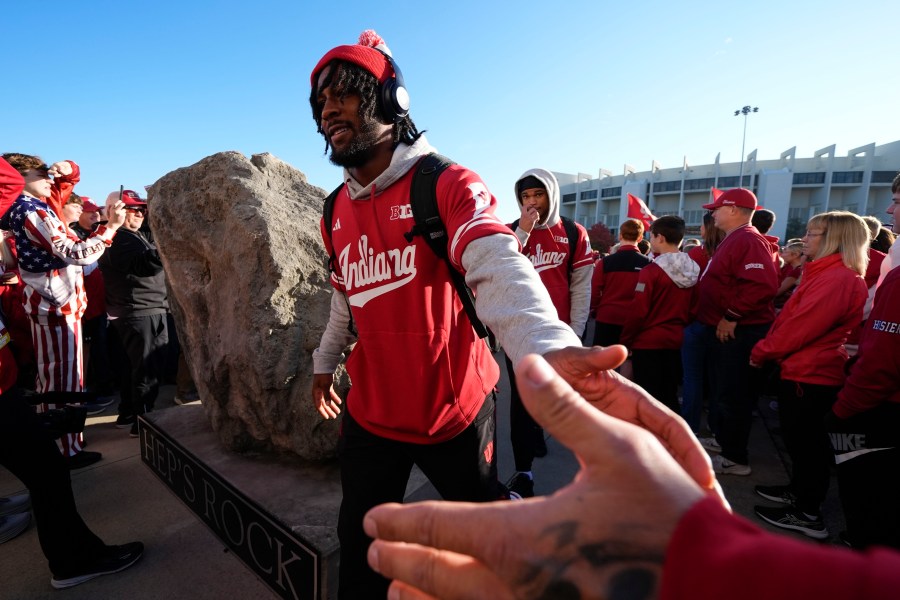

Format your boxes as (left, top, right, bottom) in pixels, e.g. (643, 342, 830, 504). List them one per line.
(2, 1, 896, 223)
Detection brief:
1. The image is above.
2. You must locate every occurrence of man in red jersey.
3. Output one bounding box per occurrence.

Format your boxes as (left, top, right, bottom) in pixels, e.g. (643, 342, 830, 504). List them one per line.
(696, 188, 778, 476)
(307, 31, 713, 598)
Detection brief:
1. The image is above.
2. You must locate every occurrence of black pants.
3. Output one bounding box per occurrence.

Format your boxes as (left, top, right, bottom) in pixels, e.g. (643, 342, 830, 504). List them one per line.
(82, 314, 115, 396)
(0, 388, 105, 575)
(705, 322, 770, 465)
(778, 379, 837, 514)
(112, 313, 168, 418)
(631, 349, 681, 413)
(337, 394, 500, 599)
(592, 321, 623, 347)
(827, 403, 900, 549)
(504, 353, 543, 472)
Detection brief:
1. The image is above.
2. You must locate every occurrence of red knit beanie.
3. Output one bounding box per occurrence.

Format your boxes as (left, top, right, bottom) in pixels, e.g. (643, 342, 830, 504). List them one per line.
(310, 30, 395, 87)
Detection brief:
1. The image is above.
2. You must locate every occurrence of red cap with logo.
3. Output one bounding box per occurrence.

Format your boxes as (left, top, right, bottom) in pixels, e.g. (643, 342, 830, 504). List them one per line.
(106, 190, 147, 207)
(702, 188, 758, 211)
(81, 197, 102, 213)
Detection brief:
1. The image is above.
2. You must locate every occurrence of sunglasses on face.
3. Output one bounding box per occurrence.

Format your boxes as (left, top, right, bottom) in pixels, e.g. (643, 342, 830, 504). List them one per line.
(126, 207, 147, 215)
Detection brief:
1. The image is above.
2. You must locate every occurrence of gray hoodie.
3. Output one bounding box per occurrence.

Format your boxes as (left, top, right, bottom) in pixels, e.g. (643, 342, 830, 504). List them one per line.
(510, 168, 593, 338)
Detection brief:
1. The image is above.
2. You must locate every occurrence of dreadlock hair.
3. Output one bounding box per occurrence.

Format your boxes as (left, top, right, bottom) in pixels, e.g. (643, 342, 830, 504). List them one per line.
(309, 60, 422, 155)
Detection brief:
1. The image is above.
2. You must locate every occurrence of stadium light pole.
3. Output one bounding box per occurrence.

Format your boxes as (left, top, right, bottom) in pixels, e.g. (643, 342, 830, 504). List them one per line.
(734, 105, 759, 188)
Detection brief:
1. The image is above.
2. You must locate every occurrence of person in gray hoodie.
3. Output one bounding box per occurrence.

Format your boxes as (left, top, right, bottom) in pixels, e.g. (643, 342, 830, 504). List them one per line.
(620, 216, 700, 411)
(504, 169, 594, 498)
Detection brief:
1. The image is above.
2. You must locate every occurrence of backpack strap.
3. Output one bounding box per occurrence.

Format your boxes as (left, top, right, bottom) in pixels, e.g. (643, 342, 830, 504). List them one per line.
(560, 215, 579, 274)
(322, 183, 357, 336)
(407, 153, 489, 339)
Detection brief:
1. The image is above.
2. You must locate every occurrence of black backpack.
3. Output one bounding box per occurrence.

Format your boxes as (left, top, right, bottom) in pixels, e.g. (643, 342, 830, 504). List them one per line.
(322, 152, 489, 339)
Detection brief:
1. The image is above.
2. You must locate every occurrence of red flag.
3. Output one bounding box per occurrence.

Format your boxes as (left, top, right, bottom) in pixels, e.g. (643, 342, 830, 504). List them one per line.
(626, 193, 656, 229)
(710, 187, 724, 202)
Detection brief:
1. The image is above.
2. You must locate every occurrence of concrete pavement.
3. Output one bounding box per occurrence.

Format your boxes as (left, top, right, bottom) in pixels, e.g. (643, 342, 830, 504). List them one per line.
(1, 356, 846, 599)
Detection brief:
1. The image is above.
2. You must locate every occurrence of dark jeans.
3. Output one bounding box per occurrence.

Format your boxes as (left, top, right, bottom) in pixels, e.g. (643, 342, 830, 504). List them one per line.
(337, 394, 500, 599)
(632, 349, 681, 413)
(504, 353, 543, 472)
(680, 321, 711, 433)
(705, 322, 770, 465)
(826, 403, 900, 549)
(112, 313, 168, 418)
(778, 380, 837, 514)
(0, 388, 105, 575)
(592, 321, 623, 347)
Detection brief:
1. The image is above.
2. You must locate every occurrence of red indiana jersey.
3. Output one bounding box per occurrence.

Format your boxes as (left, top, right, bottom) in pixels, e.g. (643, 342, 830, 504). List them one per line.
(516, 221, 593, 323)
(321, 163, 512, 444)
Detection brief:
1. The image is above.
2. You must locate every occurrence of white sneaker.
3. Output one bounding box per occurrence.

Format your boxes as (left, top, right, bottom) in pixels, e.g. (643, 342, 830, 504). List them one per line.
(699, 437, 721, 453)
(712, 454, 751, 476)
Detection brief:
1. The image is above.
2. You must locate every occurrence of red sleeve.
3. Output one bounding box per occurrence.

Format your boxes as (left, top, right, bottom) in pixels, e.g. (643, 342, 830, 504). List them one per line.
(47, 160, 81, 221)
(571, 223, 593, 270)
(751, 268, 864, 365)
(436, 165, 518, 269)
(662, 496, 900, 600)
(620, 264, 654, 348)
(0, 158, 25, 220)
(723, 232, 778, 321)
(687, 245, 709, 272)
(834, 268, 900, 418)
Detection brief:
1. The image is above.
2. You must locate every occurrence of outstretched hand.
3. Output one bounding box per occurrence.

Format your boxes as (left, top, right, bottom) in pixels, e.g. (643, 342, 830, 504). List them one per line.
(543, 345, 718, 493)
(312, 373, 342, 419)
(365, 354, 712, 600)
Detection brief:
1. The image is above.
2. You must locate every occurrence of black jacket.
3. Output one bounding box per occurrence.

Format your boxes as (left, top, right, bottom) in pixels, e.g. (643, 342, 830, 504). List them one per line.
(99, 229, 168, 318)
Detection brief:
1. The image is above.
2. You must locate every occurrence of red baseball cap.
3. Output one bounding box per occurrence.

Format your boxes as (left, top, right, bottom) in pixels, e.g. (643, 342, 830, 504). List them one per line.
(81, 198, 102, 213)
(106, 190, 147, 207)
(702, 188, 758, 210)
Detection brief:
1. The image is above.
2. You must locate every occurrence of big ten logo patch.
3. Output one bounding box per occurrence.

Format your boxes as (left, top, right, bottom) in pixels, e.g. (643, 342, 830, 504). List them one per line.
(390, 204, 413, 220)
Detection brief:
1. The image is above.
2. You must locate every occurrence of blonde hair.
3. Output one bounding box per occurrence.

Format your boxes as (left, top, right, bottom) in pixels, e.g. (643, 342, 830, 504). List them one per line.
(806, 211, 869, 275)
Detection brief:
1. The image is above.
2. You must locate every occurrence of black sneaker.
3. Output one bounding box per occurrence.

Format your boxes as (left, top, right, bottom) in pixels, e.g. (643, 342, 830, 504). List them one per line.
(755, 484, 797, 506)
(0, 492, 31, 517)
(51, 541, 144, 589)
(754, 505, 828, 539)
(129, 422, 139, 438)
(0, 512, 30, 544)
(65, 451, 103, 471)
(115, 415, 135, 429)
(84, 397, 116, 416)
(505, 472, 535, 498)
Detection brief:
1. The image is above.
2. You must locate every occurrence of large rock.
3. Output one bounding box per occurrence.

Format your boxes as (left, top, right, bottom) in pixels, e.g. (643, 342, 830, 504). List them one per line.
(148, 151, 346, 461)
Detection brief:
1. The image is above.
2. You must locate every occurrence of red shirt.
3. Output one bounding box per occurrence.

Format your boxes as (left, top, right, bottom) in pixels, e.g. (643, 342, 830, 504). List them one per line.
(516, 221, 593, 323)
(834, 267, 900, 418)
(751, 253, 867, 386)
(865, 248, 886, 289)
(321, 163, 511, 444)
(662, 496, 900, 600)
(591, 245, 651, 325)
(696, 224, 778, 326)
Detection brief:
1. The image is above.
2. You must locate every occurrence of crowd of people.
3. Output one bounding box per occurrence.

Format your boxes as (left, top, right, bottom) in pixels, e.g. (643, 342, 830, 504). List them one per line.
(2, 26, 899, 598)
(309, 29, 900, 600)
(0, 154, 199, 587)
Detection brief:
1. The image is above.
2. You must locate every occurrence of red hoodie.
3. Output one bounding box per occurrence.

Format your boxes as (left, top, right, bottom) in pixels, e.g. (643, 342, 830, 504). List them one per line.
(662, 496, 900, 600)
(750, 253, 867, 386)
(833, 266, 900, 418)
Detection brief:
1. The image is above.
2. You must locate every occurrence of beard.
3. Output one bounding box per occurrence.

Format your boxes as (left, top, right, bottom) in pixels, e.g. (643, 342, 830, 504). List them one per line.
(328, 117, 385, 169)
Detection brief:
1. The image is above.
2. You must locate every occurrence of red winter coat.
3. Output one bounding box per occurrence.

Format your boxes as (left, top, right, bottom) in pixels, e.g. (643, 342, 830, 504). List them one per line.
(750, 253, 867, 386)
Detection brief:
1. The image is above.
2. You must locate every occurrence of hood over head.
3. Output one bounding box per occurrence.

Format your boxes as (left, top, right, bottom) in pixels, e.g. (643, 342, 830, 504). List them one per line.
(513, 168, 560, 228)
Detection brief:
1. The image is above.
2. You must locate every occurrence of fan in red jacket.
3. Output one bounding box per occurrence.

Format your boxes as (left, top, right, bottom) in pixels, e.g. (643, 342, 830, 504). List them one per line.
(750, 211, 869, 540)
(621, 216, 699, 412)
(825, 263, 900, 549)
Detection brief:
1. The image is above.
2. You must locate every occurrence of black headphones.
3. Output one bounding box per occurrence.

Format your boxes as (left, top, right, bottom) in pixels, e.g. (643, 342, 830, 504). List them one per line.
(375, 49, 410, 123)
